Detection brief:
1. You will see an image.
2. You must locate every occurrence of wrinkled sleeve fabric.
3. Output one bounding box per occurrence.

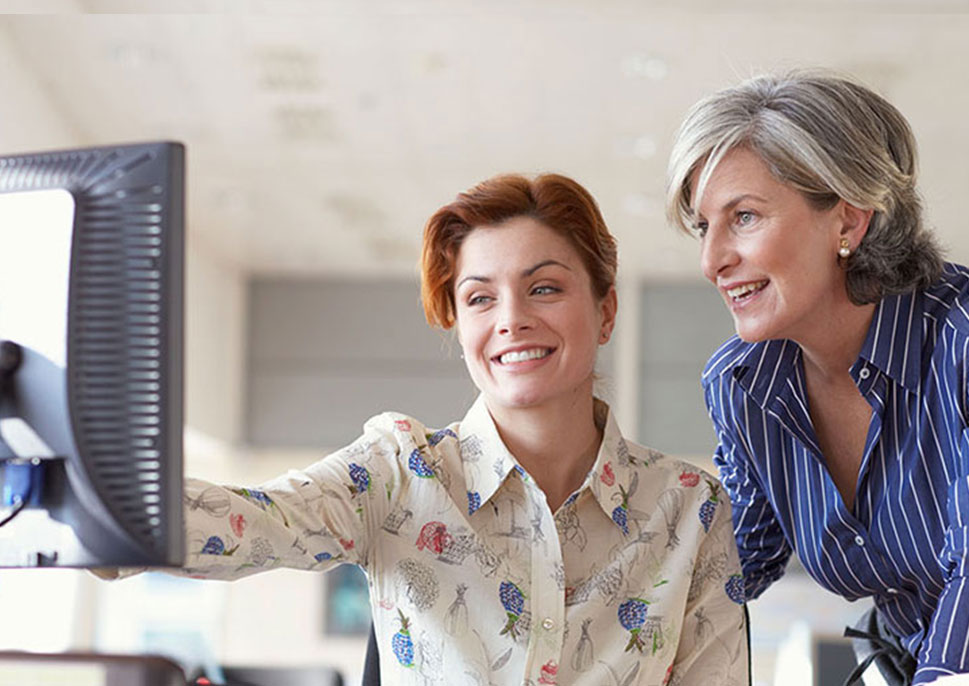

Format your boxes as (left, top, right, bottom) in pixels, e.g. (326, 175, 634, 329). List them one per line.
(915, 431, 969, 684)
(705, 383, 791, 601)
(179, 417, 406, 579)
(670, 476, 750, 686)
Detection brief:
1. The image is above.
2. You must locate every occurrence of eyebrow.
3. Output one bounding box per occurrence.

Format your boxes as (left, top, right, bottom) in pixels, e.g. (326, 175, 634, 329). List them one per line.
(456, 259, 572, 289)
(694, 193, 769, 222)
(720, 193, 768, 211)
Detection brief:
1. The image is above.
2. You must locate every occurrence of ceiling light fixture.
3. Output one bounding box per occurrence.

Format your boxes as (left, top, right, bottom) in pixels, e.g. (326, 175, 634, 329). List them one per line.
(621, 55, 668, 81)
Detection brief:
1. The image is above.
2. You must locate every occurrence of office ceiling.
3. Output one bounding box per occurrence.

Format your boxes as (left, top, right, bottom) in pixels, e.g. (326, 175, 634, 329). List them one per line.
(2, 1, 968, 280)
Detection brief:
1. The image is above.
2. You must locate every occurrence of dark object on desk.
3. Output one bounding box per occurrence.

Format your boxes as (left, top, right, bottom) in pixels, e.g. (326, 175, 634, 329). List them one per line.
(362, 624, 380, 686)
(220, 665, 343, 686)
(843, 607, 915, 686)
(0, 651, 186, 686)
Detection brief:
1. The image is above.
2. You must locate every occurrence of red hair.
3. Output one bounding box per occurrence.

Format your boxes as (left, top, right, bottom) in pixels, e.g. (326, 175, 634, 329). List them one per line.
(420, 173, 618, 329)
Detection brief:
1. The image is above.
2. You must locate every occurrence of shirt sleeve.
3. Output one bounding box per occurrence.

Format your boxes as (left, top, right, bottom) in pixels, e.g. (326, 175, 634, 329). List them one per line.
(178, 418, 407, 580)
(914, 430, 969, 684)
(669, 475, 749, 686)
(706, 383, 791, 600)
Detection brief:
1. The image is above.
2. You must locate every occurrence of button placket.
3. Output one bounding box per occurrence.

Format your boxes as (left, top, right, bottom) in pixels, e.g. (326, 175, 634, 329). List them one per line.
(526, 483, 565, 681)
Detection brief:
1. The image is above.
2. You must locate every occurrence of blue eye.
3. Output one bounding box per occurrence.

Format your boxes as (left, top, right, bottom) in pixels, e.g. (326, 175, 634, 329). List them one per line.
(736, 211, 756, 225)
(467, 295, 492, 306)
(531, 285, 560, 296)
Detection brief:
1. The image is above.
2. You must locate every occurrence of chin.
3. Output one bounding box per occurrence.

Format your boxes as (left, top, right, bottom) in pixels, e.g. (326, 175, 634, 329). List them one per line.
(486, 386, 550, 411)
(499, 393, 546, 409)
(733, 317, 776, 344)
(735, 329, 767, 343)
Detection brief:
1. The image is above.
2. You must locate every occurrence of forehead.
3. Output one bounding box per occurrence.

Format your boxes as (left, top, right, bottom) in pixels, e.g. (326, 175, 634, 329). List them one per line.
(455, 216, 583, 275)
(690, 147, 782, 209)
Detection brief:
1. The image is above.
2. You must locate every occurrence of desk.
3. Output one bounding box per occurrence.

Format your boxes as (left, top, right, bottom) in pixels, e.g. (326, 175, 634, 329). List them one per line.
(0, 651, 185, 686)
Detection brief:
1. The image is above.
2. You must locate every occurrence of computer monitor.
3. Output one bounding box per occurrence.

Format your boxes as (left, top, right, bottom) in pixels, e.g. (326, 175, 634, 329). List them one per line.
(0, 141, 185, 567)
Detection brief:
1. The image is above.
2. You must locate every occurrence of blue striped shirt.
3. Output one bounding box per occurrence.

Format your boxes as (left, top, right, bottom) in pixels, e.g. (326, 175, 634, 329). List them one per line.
(704, 262, 969, 684)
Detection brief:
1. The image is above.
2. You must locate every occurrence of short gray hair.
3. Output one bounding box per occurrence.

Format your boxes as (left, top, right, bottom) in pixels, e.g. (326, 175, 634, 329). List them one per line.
(666, 69, 943, 304)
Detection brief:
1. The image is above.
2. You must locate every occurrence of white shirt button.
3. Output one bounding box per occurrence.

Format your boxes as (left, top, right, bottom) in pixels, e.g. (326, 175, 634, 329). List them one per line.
(854, 535, 865, 546)
(859, 368, 870, 379)
(887, 587, 899, 595)
(542, 617, 555, 631)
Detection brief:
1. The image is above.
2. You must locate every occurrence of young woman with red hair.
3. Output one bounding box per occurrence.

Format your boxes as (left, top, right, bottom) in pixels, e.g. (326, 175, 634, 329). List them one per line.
(169, 173, 748, 685)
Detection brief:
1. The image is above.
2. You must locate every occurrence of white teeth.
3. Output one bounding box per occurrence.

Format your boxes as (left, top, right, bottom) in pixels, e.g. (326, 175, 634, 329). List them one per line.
(726, 281, 767, 299)
(498, 348, 550, 364)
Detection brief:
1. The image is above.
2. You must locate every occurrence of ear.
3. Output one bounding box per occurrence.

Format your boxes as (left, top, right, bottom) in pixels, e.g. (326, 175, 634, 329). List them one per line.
(839, 201, 874, 248)
(598, 287, 618, 344)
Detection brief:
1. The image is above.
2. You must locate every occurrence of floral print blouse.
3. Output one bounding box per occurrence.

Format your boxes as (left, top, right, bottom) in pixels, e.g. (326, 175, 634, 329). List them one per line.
(181, 396, 748, 685)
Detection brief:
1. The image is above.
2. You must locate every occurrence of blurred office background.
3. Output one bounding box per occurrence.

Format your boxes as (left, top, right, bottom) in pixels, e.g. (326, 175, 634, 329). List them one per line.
(1, 1, 968, 684)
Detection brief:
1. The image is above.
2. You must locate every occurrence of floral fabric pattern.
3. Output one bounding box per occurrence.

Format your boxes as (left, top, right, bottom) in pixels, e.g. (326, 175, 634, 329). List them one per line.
(181, 396, 747, 685)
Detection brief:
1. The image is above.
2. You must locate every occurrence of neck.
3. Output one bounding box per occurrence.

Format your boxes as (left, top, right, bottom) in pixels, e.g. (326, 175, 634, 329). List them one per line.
(796, 299, 876, 383)
(486, 384, 602, 511)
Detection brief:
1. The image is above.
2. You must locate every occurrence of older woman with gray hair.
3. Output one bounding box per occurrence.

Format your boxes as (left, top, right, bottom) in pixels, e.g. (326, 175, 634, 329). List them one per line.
(666, 70, 968, 685)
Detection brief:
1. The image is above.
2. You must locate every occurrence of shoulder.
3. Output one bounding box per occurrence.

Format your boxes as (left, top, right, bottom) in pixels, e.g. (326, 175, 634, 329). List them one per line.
(621, 446, 734, 552)
(360, 410, 423, 445)
(357, 411, 463, 469)
(622, 440, 719, 505)
(341, 411, 438, 464)
(923, 262, 969, 337)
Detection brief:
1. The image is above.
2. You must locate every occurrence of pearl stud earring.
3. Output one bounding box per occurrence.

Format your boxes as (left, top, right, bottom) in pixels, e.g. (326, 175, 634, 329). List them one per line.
(838, 237, 851, 259)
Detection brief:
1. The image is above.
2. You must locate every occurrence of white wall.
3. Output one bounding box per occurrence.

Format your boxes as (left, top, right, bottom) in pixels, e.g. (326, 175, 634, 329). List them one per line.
(176, 244, 368, 682)
(184, 236, 247, 450)
(0, 22, 82, 152)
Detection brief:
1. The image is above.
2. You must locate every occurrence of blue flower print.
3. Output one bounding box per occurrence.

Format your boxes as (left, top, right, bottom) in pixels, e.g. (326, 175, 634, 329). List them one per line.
(427, 428, 458, 447)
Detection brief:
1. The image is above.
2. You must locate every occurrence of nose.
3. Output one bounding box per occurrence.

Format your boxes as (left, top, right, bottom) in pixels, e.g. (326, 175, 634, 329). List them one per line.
(699, 223, 738, 284)
(496, 293, 534, 336)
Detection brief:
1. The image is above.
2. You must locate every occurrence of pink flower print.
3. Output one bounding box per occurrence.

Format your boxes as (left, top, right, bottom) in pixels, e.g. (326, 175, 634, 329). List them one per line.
(601, 462, 615, 486)
(339, 538, 355, 551)
(395, 419, 412, 432)
(230, 513, 246, 538)
(538, 661, 558, 684)
(416, 521, 453, 555)
(679, 471, 700, 488)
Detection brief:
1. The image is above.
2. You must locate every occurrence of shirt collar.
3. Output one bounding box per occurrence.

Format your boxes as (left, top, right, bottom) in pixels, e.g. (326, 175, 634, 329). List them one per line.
(730, 290, 924, 408)
(731, 338, 801, 410)
(458, 394, 632, 534)
(855, 289, 923, 393)
(583, 398, 637, 532)
(457, 395, 520, 514)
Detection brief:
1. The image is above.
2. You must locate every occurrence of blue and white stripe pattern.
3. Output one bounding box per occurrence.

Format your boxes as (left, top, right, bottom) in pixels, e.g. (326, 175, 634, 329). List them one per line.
(704, 262, 969, 684)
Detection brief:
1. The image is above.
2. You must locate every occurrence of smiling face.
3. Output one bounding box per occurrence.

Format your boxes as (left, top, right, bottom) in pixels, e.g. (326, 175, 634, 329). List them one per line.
(694, 147, 867, 345)
(453, 216, 616, 414)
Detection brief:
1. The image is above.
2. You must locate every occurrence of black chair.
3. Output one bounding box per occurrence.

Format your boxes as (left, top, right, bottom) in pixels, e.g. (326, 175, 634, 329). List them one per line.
(361, 625, 381, 686)
(220, 665, 343, 686)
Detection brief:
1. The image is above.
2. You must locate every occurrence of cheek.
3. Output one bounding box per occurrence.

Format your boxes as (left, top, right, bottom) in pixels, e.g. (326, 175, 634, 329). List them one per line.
(454, 319, 483, 356)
